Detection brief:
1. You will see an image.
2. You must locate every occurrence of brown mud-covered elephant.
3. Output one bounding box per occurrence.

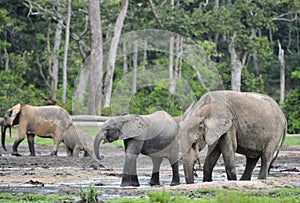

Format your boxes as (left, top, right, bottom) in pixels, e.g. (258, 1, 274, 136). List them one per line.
(94, 111, 180, 187)
(179, 91, 287, 184)
(1, 104, 74, 156)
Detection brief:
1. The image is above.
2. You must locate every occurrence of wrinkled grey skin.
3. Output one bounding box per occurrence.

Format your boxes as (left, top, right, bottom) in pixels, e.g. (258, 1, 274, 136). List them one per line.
(94, 111, 180, 187)
(1, 104, 73, 156)
(62, 126, 96, 158)
(173, 116, 202, 172)
(179, 91, 287, 184)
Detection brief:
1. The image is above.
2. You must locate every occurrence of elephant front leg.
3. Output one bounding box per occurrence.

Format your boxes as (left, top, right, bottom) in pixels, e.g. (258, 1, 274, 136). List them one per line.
(27, 134, 36, 156)
(12, 138, 25, 156)
(203, 145, 221, 182)
(121, 153, 140, 187)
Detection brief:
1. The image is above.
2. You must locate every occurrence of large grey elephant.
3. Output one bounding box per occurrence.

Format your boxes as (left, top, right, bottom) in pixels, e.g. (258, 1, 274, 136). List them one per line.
(94, 111, 180, 187)
(1, 104, 74, 156)
(179, 91, 287, 184)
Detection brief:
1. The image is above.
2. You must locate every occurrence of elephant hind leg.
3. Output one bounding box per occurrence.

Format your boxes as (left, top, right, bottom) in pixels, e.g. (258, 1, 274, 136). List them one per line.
(258, 149, 275, 179)
(149, 157, 163, 186)
(27, 134, 36, 156)
(240, 156, 259, 180)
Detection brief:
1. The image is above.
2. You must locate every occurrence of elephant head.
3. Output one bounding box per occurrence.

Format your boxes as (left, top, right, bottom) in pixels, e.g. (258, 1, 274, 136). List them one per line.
(2, 104, 21, 151)
(94, 114, 146, 160)
(179, 102, 233, 184)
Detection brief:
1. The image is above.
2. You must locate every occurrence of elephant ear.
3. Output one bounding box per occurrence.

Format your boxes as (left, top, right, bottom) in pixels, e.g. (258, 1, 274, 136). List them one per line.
(7, 103, 21, 126)
(119, 115, 146, 140)
(204, 117, 232, 146)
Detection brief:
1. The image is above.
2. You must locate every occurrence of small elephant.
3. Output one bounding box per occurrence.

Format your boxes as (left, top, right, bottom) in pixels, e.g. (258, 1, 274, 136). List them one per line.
(179, 91, 287, 184)
(1, 104, 74, 156)
(94, 111, 180, 187)
(62, 126, 95, 158)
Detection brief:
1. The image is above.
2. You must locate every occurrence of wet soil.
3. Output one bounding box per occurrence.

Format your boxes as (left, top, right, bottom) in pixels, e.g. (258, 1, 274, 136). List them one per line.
(0, 143, 299, 201)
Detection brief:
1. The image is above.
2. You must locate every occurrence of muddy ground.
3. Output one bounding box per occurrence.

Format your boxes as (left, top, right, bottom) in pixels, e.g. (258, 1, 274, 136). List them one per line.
(0, 142, 299, 201)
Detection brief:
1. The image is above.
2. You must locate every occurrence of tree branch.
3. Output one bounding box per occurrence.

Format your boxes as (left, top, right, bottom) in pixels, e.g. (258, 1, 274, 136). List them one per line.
(148, 0, 164, 28)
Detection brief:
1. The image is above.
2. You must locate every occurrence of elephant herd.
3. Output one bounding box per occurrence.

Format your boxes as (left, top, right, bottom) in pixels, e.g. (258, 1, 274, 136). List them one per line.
(1, 90, 287, 187)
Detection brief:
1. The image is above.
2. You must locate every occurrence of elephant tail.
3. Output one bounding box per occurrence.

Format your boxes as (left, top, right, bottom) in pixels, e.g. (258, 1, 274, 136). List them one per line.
(268, 123, 287, 173)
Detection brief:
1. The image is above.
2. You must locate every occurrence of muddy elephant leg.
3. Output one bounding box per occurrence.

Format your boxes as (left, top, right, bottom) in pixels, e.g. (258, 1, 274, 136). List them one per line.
(50, 134, 61, 156)
(149, 157, 163, 186)
(12, 137, 25, 156)
(203, 145, 221, 182)
(72, 144, 81, 157)
(170, 161, 180, 186)
(258, 148, 275, 179)
(27, 133, 36, 156)
(121, 140, 143, 187)
(240, 156, 259, 180)
(218, 135, 237, 181)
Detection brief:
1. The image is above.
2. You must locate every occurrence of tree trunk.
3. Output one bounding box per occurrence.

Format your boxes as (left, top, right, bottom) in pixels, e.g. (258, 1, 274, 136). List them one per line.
(229, 33, 243, 92)
(278, 40, 285, 103)
(123, 42, 128, 74)
(62, 0, 71, 108)
(132, 40, 138, 96)
(52, 20, 63, 103)
(169, 36, 175, 94)
(103, 0, 129, 108)
(86, 0, 103, 115)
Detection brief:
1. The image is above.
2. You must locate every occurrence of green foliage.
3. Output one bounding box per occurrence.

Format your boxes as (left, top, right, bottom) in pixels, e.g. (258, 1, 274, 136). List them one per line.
(107, 188, 300, 203)
(79, 186, 100, 203)
(0, 192, 73, 202)
(282, 89, 300, 134)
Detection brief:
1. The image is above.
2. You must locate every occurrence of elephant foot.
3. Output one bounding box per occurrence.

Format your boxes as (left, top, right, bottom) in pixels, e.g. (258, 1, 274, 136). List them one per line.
(49, 151, 57, 156)
(149, 180, 160, 186)
(12, 152, 22, 156)
(170, 181, 180, 186)
(121, 174, 140, 187)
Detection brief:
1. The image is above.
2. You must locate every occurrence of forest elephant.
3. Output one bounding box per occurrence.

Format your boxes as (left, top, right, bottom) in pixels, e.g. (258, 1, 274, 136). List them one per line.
(1, 104, 74, 156)
(63, 126, 99, 159)
(94, 111, 180, 187)
(179, 90, 287, 184)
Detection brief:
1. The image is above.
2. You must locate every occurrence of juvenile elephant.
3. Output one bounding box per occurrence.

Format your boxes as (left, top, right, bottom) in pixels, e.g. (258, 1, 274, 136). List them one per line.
(179, 91, 287, 184)
(94, 111, 180, 187)
(63, 126, 95, 158)
(1, 104, 74, 156)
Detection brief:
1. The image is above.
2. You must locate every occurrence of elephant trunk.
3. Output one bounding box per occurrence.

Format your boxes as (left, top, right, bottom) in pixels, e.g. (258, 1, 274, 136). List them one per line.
(93, 132, 107, 160)
(1, 124, 9, 151)
(182, 153, 195, 184)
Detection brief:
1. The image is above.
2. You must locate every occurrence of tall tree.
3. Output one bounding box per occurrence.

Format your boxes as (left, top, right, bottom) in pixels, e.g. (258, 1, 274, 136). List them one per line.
(103, 0, 129, 108)
(86, 0, 103, 115)
(62, 0, 71, 108)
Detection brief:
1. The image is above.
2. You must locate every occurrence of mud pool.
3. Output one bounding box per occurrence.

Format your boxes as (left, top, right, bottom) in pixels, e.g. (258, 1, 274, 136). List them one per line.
(0, 144, 299, 200)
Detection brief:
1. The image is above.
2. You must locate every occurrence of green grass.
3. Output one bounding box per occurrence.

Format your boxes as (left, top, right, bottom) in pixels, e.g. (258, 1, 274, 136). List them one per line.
(3, 126, 124, 147)
(3, 128, 299, 148)
(283, 136, 300, 146)
(0, 192, 74, 203)
(107, 188, 300, 203)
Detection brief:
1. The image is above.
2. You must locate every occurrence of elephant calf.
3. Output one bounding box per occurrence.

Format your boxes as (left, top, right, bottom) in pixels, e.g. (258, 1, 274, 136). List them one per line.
(63, 126, 95, 158)
(94, 111, 180, 187)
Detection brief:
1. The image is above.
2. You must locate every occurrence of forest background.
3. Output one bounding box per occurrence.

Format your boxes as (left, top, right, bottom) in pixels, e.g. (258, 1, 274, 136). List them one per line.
(0, 0, 299, 133)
